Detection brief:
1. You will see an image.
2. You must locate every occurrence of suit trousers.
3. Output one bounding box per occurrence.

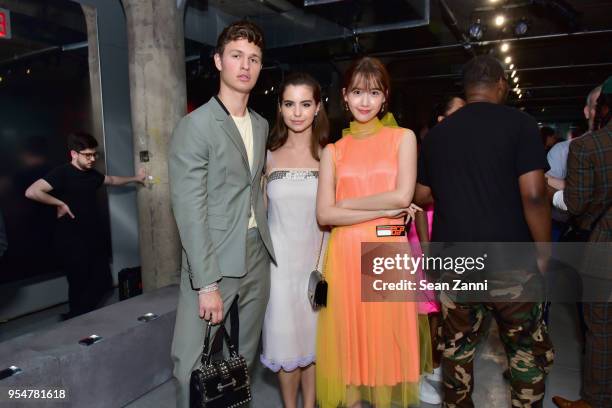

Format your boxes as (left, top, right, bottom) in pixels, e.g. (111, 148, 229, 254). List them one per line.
(171, 228, 271, 408)
(582, 302, 612, 407)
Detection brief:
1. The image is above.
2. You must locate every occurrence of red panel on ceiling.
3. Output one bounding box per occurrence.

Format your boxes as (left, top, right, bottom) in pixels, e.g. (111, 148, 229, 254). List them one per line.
(0, 8, 10, 39)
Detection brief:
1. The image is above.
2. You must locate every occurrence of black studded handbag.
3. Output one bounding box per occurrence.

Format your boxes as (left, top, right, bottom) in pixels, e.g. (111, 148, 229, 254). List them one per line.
(189, 295, 251, 408)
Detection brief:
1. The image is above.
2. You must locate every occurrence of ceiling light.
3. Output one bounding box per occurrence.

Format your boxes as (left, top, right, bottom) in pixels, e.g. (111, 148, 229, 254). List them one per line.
(514, 18, 529, 37)
(264, 90, 268, 95)
(518, 94, 523, 99)
(505, 56, 512, 64)
(509, 64, 515, 70)
(494, 15, 506, 27)
(26, 68, 31, 75)
(511, 70, 516, 78)
(500, 43, 510, 53)
(468, 20, 485, 41)
(513, 77, 519, 83)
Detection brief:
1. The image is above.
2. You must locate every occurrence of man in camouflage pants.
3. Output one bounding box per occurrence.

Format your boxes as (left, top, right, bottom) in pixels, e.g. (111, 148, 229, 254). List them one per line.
(415, 55, 555, 407)
(440, 298, 554, 407)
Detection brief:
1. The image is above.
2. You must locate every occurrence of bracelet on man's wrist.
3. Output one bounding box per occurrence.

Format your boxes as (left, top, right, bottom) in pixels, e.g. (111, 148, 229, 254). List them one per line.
(197, 282, 219, 295)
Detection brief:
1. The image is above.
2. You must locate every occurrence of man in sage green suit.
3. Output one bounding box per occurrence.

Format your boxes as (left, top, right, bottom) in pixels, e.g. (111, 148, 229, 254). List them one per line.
(168, 21, 275, 408)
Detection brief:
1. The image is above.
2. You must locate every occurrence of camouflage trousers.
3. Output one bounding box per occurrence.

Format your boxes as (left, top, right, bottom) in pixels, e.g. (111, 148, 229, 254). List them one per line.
(440, 300, 554, 408)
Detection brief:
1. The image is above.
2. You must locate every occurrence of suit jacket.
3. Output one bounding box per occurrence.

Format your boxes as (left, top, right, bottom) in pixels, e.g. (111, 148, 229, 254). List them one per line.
(169, 97, 275, 289)
(565, 123, 612, 242)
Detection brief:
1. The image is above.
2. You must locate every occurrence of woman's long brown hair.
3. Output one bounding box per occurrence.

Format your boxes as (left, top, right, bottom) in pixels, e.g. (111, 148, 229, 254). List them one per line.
(268, 72, 329, 161)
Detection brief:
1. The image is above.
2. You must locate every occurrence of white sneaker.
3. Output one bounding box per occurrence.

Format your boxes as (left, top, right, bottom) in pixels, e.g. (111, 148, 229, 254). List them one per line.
(426, 366, 442, 382)
(419, 378, 442, 405)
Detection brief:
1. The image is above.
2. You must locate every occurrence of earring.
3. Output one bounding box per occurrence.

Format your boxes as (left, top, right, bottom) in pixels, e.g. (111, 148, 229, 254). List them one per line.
(381, 102, 387, 113)
(344, 102, 349, 112)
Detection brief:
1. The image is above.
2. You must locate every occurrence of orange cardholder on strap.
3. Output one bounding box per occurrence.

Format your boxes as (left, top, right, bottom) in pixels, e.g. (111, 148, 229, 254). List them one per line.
(376, 225, 406, 237)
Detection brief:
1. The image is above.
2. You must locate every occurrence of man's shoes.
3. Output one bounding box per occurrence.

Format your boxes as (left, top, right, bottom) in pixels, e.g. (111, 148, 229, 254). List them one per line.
(419, 378, 442, 405)
(552, 396, 592, 408)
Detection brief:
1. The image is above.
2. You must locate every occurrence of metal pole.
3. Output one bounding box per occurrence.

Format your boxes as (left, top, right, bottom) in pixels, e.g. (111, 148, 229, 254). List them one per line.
(362, 29, 612, 59)
(352, 0, 430, 35)
(0, 42, 88, 66)
(392, 62, 612, 81)
(439, 0, 476, 56)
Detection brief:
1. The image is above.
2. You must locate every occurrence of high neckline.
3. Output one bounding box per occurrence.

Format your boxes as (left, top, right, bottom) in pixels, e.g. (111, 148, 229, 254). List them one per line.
(348, 117, 383, 139)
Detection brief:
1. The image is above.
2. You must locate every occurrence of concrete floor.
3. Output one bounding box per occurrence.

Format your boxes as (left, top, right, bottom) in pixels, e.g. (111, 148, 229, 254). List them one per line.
(1, 298, 582, 408)
(124, 303, 582, 408)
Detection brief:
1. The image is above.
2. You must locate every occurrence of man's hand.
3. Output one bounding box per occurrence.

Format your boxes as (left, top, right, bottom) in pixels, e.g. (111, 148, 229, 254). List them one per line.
(406, 203, 423, 222)
(382, 208, 410, 219)
(57, 203, 75, 219)
(135, 168, 147, 185)
(545, 175, 565, 191)
(198, 290, 223, 324)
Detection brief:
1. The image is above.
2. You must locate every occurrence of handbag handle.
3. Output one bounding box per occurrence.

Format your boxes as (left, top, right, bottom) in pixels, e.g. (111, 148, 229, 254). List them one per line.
(314, 232, 325, 277)
(201, 294, 240, 366)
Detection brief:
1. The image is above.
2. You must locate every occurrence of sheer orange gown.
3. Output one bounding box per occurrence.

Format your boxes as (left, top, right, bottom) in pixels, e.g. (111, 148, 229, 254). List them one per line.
(316, 121, 430, 408)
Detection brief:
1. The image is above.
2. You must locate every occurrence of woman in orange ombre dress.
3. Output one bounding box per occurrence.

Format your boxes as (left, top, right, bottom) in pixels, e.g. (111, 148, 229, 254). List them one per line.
(316, 57, 431, 408)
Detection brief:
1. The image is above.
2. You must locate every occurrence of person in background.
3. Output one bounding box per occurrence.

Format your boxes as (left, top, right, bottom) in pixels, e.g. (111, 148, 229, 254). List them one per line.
(546, 85, 602, 194)
(546, 85, 601, 350)
(552, 76, 612, 408)
(25, 132, 145, 319)
(428, 95, 466, 129)
(260, 72, 329, 408)
(412, 94, 466, 404)
(415, 55, 554, 408)
(541, 126, 560, 152)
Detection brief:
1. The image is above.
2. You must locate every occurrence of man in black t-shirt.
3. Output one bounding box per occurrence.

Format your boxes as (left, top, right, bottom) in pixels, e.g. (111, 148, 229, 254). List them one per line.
(26, 132, 145, 318)
(415, 56, 554, 407)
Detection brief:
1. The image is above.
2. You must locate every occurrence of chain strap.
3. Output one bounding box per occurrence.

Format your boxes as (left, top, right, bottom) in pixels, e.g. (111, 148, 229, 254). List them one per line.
(314, 232, 325, 277)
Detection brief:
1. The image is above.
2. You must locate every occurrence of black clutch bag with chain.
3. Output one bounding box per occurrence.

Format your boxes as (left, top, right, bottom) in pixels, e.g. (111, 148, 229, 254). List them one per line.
(190, 295, 251, 408)
(308, 232, 327, 310)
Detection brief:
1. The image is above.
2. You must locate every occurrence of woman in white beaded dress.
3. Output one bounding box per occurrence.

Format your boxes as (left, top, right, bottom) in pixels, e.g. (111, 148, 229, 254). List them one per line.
(260, 72, 329, 408)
